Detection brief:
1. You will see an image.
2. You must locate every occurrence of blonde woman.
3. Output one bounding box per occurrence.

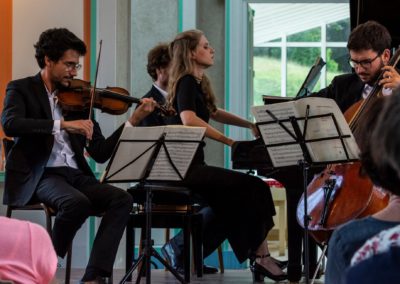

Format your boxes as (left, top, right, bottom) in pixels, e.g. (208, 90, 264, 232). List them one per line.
(166, 29, 286, 282)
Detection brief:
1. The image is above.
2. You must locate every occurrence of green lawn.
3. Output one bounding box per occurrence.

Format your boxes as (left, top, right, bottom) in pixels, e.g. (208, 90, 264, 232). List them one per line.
(253, 56, 341, 106)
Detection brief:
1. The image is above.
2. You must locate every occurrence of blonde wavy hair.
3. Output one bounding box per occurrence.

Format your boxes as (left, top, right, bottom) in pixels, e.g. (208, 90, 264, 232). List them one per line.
(167, 29, 217, 113)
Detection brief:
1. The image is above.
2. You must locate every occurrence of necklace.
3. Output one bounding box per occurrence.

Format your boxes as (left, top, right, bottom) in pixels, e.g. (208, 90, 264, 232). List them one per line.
(194, 76, 202, 84)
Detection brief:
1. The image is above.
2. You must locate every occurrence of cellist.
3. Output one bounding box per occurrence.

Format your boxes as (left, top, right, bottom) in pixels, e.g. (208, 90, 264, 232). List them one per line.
(308, 21, 400, 284)
(268, 20, 400, 282)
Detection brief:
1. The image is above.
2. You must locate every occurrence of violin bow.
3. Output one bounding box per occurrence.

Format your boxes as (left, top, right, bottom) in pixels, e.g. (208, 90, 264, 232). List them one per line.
(86, 39, 103, 147)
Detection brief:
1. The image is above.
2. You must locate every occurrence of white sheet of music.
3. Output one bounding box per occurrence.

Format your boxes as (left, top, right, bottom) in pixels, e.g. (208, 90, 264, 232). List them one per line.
(251, 97, 359, 167)
(101, 125, 205, 182)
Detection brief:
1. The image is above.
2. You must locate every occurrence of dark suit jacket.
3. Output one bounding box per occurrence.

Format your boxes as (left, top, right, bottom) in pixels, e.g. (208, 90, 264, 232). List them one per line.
(137, 85, 167, 126)
(311, 72, 364, 113)
(1, 73, 124, 206)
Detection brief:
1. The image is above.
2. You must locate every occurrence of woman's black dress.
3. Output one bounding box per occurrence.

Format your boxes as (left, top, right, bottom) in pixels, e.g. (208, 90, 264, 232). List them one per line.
(168, 74, 276, 262)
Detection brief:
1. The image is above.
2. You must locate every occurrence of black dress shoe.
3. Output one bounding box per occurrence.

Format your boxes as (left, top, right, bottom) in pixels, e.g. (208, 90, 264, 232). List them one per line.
(203, 264, 218, 274)
(272, 258, 288, 270)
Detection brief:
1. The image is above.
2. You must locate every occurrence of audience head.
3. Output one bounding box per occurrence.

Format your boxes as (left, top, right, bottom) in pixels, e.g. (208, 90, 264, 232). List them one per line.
(0, 217, 57, 283)
(359, 90, 400, 196)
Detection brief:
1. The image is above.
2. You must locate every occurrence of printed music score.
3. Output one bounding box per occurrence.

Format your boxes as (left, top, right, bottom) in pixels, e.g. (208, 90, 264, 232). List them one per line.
(101, 125, 205, 182)
(251, 97, 359, 167)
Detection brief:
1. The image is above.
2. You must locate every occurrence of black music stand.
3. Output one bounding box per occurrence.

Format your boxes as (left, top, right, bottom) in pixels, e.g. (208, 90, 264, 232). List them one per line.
(255, 102, 358, 284)
(101, 126, 204, 284)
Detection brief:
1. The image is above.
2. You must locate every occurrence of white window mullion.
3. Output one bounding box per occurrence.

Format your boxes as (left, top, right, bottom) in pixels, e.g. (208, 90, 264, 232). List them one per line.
(281, 34, 287, 97)
(321, 23, 327, 88)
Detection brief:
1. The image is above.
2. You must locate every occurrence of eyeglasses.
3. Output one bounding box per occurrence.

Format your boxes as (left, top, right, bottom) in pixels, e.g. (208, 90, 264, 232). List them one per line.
(63, 61, 82, 71)
(348, 54, 380, 69)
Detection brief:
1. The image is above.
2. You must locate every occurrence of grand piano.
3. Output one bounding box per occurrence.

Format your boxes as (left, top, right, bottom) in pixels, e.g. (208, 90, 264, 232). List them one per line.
(230, 58, 326, 281)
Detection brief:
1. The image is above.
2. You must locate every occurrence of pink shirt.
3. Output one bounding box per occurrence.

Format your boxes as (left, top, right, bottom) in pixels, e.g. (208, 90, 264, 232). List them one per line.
(0, 217, 57, 284)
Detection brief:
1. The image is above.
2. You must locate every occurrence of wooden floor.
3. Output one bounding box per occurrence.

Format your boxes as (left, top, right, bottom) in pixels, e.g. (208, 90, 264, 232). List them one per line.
(56, 268, 325, 284)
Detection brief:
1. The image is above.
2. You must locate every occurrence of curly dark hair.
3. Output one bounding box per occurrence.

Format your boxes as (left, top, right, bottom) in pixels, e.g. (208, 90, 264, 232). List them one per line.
(146, 43, 171, 81)
(34, 28, 86, 68)
(347, 21, 391, 54)
(358, 92, 400, 196)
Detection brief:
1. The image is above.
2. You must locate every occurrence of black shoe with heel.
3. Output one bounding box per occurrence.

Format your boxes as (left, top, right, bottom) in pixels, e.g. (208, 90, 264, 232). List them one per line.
(250, 254, 287, 282)
(272, 257, 288, 270)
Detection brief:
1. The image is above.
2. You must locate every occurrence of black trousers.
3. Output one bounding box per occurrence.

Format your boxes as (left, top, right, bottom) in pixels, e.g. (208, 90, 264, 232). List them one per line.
(35, 167, 133, 276)
(179, 164, 276, 263)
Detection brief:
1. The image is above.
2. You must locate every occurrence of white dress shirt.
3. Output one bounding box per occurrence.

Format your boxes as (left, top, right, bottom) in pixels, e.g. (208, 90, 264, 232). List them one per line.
(45, 87, 78, 169)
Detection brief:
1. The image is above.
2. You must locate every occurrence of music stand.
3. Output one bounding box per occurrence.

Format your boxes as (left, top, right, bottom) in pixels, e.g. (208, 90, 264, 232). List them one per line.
(101, 126, 205, 284)
(254, 100, 358, 284)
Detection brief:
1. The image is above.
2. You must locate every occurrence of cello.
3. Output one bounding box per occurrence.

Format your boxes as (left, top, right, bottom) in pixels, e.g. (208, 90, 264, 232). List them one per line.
(296, 48, 400, 244)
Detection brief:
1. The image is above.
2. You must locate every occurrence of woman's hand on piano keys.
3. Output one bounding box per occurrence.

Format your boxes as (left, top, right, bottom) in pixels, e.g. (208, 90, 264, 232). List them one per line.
(250, 123, 260, 138)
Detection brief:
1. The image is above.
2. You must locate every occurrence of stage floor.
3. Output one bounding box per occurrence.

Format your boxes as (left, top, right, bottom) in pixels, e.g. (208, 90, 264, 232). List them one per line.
(56, 268, 325, 283)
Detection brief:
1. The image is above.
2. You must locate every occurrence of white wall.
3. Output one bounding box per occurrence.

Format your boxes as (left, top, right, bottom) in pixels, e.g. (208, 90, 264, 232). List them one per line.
(12, 0, 84, 79)
(9, 0, 89, 268)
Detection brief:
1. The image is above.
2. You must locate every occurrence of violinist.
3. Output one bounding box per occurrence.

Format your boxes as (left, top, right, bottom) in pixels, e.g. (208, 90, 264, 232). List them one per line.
(308, 21, 400, 284)
(1, 28, 156, 284)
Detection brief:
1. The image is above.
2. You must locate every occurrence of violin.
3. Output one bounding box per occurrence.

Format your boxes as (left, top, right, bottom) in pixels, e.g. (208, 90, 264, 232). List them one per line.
(296, 49, 400, 244)
(57, 78, 175, 116)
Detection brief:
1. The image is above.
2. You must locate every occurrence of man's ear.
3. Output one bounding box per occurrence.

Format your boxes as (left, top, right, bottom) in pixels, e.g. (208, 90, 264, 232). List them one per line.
(382, 49, 391, 65)
(44, 56, 52, 67)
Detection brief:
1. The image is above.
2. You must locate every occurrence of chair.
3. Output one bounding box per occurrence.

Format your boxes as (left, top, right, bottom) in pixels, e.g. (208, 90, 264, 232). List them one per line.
(3, 138, 73, 284)
(125, 183, 225, 281)
(125, 183, 204, 283)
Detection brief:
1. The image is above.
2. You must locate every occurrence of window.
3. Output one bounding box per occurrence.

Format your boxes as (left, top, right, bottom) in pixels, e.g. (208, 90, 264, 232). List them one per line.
(250, 2, 351, 106)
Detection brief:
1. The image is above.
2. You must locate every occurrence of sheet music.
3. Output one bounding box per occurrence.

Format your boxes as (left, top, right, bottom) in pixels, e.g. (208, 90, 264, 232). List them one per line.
(252, 103, 303, 167)
(101, 125, 205, 182)
(251, 97, 359, 167)
(148, 126, 205, 180)
(295, 97, 359, 163)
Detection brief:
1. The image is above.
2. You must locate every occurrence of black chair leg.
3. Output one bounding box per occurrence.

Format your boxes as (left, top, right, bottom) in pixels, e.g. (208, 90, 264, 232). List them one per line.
(192, 214, 203, 277)
(65, 245, 72, 284)
(125, 216, 134, 282)
(183, 215, 191, 283)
